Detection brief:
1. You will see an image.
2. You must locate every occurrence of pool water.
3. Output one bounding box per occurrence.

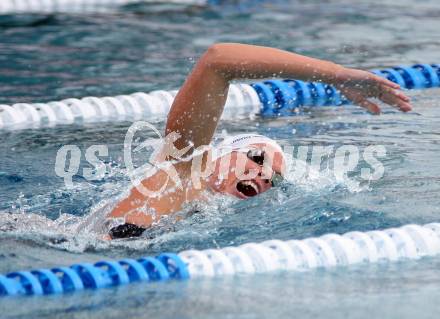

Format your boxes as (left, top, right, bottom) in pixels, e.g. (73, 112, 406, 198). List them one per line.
(1, 0, 440, 318)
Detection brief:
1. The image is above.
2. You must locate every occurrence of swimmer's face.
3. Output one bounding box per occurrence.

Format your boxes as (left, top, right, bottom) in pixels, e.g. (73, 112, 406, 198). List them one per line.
(207, 143, 285, 199)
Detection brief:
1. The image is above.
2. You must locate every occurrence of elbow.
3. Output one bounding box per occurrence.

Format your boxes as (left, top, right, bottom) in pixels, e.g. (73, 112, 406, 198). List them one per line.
(205, 43, 228, 56)
(199, 43, 230, 75)
(204, 43, 227, 59)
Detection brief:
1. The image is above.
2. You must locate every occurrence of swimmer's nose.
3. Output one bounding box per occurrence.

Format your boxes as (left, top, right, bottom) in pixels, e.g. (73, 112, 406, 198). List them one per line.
(258, 172, 273, 184)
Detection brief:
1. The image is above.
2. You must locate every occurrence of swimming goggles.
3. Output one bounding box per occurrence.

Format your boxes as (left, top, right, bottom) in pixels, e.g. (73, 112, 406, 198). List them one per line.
(236, 147, 284, 187)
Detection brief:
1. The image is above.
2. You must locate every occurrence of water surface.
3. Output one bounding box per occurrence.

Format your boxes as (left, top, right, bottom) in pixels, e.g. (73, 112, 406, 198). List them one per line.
(1, 0, 440, 318)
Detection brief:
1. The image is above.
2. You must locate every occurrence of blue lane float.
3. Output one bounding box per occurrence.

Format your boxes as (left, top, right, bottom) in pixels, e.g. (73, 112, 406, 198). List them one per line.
(0, 254, 188, 297)
(2, 222, 440, 298)
(0, 63, 440, 130)
(254, 63, 440, 115)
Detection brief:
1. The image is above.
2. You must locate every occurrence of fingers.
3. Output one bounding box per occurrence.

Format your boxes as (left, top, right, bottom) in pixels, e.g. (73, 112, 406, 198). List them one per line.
(341, 78, 413, 113)
(358, 99, 381, 114)
(373, 74, 401, 89)
(382, 93, 412, 112)
(373, 75, 413, 111)
(393, 89, 410, 102)
(379, 86, 413, 112)
(344, 90, 381, 114)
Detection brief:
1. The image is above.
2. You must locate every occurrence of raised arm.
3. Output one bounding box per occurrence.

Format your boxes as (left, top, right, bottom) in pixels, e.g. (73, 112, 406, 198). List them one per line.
(166, 43, 411, 152)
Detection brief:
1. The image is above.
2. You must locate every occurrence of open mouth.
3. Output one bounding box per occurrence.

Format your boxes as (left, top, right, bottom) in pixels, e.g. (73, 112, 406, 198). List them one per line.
(236, 180, 259, 197)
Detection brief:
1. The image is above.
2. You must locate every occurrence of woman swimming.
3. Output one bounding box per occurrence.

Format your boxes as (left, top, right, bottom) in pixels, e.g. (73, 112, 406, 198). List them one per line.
(107, 43, 412, 239)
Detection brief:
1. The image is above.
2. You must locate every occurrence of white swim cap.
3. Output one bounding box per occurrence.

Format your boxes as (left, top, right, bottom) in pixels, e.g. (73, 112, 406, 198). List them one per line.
(213, 134, 285, 161)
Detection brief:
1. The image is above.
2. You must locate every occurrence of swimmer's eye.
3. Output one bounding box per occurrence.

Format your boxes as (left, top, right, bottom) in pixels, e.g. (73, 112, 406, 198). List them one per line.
(246, 149, 265, 166)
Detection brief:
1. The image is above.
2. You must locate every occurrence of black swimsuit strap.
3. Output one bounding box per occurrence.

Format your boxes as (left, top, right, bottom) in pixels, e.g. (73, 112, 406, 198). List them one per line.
(109, 223, 146, 239)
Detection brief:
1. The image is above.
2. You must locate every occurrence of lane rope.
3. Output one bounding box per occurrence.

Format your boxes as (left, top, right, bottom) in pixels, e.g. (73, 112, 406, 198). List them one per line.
(1, 222, 440, 297)
(0, 0, 216, 14)
(1, 63, 439, 131)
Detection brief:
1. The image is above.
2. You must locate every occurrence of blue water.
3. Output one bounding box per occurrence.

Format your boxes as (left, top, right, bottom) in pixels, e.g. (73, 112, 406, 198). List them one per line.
(1, 0, 440, 318)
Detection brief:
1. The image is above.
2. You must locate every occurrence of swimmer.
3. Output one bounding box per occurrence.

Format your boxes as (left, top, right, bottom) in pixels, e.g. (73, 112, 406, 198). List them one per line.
(107, 43, 412, 239)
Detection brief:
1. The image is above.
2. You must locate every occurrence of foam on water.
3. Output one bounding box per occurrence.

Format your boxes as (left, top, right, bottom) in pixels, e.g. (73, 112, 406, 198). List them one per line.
(0, 154, 341, 255)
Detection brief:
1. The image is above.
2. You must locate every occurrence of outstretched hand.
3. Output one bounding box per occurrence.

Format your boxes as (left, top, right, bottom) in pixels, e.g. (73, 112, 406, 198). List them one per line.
(334, 68, 412, 114)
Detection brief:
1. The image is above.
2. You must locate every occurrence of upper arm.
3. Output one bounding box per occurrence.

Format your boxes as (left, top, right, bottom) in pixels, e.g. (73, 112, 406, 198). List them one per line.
(165, 45, 230, 153)
(165, 42, 346, 153)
